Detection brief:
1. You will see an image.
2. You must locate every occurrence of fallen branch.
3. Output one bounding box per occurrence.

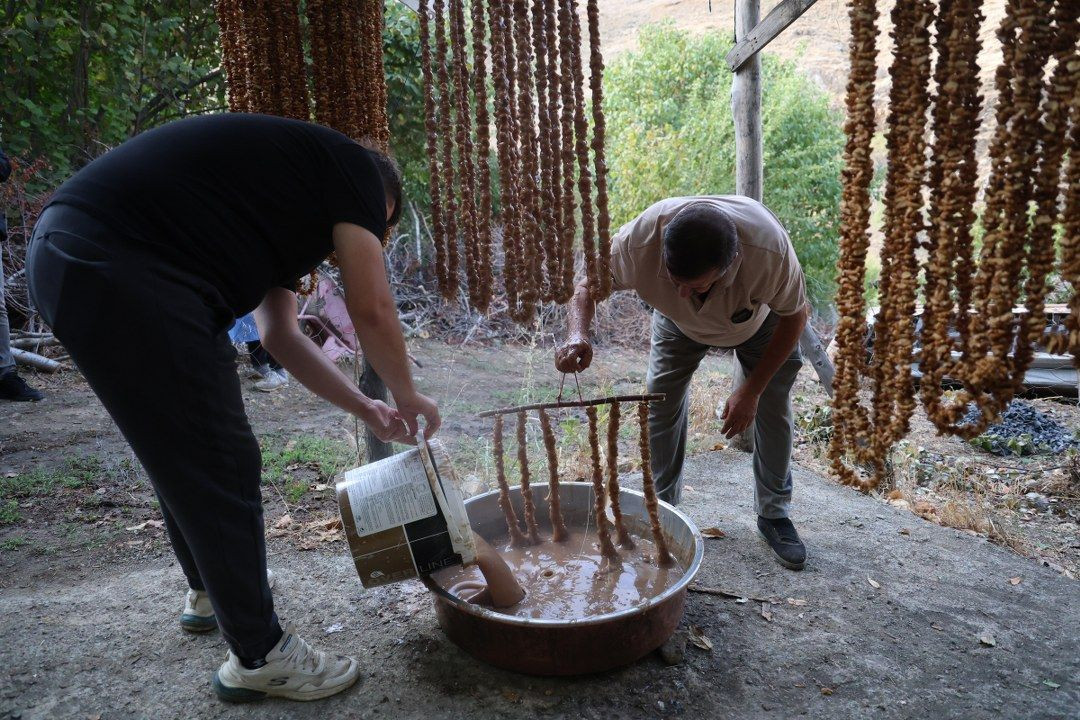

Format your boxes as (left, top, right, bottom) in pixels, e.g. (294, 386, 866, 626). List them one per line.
(13, 347, 62, 373)
(478, 393, 666, 418)
(688, 584, 779, 604)
(11, 337, 58, 349)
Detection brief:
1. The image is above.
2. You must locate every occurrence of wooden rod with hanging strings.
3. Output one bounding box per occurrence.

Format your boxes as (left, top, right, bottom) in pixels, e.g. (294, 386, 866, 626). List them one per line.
(477, 394, 665, 418)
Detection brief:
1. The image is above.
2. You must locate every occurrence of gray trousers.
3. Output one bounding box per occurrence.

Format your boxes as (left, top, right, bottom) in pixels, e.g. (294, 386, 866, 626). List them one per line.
(646, 311, 802, 517)
(0, 241, 13, 376)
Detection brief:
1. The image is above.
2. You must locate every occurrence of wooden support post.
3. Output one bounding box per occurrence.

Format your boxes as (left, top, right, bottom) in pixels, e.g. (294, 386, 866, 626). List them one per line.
(359, 357, 394, 462)
(725, 0, 819, 72)
(732, 0, 763, 202)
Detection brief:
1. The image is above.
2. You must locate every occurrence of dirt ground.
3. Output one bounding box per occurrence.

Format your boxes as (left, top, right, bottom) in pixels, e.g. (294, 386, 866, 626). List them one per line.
(2, 340, 1078, 719)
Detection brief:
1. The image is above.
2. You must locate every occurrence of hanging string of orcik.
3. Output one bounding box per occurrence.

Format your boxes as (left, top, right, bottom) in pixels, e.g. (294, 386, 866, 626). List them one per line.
(215, 0, 391, 294)
(830, 0, 1080, 491)
(420, 0, 613, 320)
(480, 394, 673, 570)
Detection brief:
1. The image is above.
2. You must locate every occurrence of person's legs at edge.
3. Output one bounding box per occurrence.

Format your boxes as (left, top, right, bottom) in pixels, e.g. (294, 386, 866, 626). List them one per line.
(646, 311, 711, 505)
(27, 209, 359, 701)
(0, 242, 43, 401)
(27, 215, 280, 656)
(733, 311, 805, 568)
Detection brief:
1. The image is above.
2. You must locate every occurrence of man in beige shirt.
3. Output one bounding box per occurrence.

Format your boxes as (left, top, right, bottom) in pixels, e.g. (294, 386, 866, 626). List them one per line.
(556, 196, 809, 570)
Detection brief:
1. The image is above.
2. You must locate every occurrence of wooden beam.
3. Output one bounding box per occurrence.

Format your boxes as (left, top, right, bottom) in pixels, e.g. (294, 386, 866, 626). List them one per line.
(731, 0, 763, 201)
(726, 0, 818, 72)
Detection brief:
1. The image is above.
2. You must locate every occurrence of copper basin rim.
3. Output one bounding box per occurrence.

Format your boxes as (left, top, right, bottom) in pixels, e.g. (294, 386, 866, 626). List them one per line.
(421, 482, 704, 676)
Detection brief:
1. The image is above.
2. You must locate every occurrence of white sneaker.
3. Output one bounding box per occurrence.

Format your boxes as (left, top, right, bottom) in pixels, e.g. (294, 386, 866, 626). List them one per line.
(254, 370, 288, 392)
(249, 363, 272, 380)
(181, 569, 276, 634)
(213, 623, 360, 702)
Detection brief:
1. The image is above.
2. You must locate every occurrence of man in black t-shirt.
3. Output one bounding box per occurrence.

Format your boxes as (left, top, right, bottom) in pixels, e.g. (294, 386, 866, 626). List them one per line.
(26, 114, 439, 703)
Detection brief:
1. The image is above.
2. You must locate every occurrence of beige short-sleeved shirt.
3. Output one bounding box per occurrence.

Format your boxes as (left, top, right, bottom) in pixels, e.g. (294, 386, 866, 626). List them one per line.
(609, 195, 808, 347)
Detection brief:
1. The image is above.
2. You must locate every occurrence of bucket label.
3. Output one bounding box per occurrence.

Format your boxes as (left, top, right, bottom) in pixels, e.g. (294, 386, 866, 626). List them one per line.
(343, 452, 438, 536)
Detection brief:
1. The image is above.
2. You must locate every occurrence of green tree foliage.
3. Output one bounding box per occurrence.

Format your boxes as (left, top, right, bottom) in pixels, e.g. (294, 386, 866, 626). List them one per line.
(1, 1, 226, 189)
(604, 25, 844, 309)
(382, 3, 427, 204)
(1, 2, 425, 197)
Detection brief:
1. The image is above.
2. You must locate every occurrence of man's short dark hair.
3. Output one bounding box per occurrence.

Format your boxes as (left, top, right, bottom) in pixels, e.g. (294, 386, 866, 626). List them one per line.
(662, 202, 738, 279)
(362, 142, 403, 229)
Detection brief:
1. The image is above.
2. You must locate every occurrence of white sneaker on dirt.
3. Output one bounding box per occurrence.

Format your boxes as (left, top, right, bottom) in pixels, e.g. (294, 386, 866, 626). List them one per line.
(254, 370, 288, 392)
(212, 623, 360, 702)
(249, 363, 272, 380)
(181, 569, 276, 634)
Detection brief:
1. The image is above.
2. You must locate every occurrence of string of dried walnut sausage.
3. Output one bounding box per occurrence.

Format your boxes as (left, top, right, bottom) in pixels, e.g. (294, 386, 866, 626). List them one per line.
(488, 0, 527, 321)
(605, 402, 633, 547)
(493, 415, 528, 546)
(586, 0, 612, 301)
(828, 0, 878, 490)
(568, 0, 598, 300)
(216, 0, 250, 112)
(538, 408, 569, 541)
(419, 0, 450, 298)
(450, 0, 482, 309)
(515, 410, 542, 544)
(471, 0, 495, 311)
(920, 0, 988, 434)
(556, 0, 579, 302)
(637, 401, 673, 566)
(532, 0, 561, 302)
(512, 0, 543, 317)
(586, 406, 619, 562)
(434, 0, 461, 298)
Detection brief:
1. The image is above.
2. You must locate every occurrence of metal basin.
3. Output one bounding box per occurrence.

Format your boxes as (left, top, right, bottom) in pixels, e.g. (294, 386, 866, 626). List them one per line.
(421, 482, 704, 676)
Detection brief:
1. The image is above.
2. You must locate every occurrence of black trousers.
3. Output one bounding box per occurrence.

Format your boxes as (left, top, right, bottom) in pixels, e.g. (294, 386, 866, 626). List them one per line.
(27, 205, 280, 658)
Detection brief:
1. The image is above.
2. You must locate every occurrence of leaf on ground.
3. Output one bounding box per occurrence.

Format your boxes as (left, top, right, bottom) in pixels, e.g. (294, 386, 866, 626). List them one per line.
(787, 597, 807, 606)
(914, 500, 938, 518)
(701, 527, 726, 539)
(1008, 576, 1022, 586)
(688, 625, 713, 651)
(867, 576, 881, 589)
(899, 528, 911, 536)
(313, 483, 331, 492)
(931, 623, 944, 631)
(978, 631, 996, 647)
(1042, 679, 1060, 689)
(125, 519, 164, 532)
(304, 516, 342, 532)
(820, 687, 834, 696)
(273, 514, 293, 529)
(760, 603, 773, 621)
(887, 489, 904, 500)
(501, 689, 521, 702)
(709, 442, 726, 452)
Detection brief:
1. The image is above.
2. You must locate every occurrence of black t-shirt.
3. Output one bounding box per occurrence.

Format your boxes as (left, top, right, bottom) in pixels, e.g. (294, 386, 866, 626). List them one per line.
(48, 113, 387, 315)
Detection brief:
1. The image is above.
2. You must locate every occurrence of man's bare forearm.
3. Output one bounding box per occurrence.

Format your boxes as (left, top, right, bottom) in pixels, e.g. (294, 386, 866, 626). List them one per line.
(567, 278, 595, 340)
(744, 309, 807, 396)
